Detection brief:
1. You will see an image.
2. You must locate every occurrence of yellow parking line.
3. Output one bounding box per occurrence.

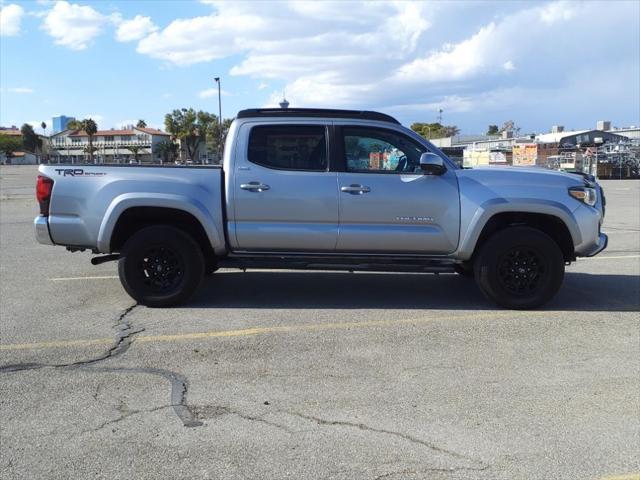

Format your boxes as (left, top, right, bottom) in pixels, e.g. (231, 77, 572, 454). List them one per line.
(0, 311, 517, 352)
(598, 474, 640, 480)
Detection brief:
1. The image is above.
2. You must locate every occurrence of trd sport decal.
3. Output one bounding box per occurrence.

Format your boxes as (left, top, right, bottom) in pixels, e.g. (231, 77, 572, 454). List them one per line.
(54, 169, 106, 177)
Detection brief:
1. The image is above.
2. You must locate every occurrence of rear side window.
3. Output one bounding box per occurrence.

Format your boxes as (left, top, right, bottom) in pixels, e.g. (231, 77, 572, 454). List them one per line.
(248, 125, 327, 171)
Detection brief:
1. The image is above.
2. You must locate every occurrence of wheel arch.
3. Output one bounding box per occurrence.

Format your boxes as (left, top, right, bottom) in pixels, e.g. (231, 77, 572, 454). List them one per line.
(469, 210, 576, 262)
(100, 195, 221, 260)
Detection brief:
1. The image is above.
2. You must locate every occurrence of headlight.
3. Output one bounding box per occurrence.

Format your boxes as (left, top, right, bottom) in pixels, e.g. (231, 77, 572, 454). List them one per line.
(568, 186, 597, 207)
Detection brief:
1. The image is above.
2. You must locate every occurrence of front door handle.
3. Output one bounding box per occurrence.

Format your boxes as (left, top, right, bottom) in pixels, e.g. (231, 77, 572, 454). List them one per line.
(240, 181, 270, 192)
(341, 184, 371, 195)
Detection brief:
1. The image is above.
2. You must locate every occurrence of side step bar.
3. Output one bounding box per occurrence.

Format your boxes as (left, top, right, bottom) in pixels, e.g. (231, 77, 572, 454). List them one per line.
(218, 254, 456, 274)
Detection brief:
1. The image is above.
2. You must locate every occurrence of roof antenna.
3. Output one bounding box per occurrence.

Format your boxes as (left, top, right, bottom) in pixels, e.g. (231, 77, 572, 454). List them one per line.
(279, 90, 289, 109)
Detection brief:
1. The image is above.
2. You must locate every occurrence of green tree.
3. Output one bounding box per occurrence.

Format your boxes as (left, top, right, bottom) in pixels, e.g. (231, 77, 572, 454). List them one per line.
(155, 140, 178, 164)
(487, 124, 499, 135)
(500, 120, 520, 136)
(136, 119, 147, 128)
(205, 117, 234, 160)
(410, 122, 459, 140)
(66, 119, 83, 131)
(0, 135, 22, 164)
(127, 145, 143, 163)
(21, 123, 42, 155)
(84, 145, 98, 161)
(82, 118, 98, 164)
(164, 108, 217, 162)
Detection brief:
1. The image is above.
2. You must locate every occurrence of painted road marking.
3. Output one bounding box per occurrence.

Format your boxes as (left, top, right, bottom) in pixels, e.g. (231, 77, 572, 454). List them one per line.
(0, 311, 519, 352)
(598, 474, 640, 480)
(585, 254, 640, 260)
(50, 275, 119, 281)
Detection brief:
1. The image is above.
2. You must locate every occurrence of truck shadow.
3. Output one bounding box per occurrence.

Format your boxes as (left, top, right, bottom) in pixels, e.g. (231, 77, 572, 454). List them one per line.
(190, 271, 639, 312)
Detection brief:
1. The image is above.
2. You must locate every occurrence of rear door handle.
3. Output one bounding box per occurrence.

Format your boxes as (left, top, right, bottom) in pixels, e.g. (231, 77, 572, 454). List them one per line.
(341, 184, 371, 195)
(240, 182, 270, 192)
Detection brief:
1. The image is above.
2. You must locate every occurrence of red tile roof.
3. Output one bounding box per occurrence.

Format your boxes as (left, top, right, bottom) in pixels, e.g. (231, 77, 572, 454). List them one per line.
(137, 127, 170, 136)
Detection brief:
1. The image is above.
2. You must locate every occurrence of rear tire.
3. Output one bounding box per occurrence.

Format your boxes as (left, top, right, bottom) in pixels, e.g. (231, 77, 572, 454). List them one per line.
(474, 226, 564, 309)
(118, 225, 204, 307)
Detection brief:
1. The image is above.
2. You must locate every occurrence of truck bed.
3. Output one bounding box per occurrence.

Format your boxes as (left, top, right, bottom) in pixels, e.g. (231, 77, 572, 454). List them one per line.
(39, 164, 225, 253)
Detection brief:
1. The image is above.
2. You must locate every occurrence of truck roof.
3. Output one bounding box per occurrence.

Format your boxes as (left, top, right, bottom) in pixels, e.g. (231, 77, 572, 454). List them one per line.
(236, 108, 400, 125)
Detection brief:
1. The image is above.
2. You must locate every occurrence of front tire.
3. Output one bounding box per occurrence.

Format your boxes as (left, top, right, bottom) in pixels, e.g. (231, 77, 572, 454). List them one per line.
(474, 226, 564, 309)
(118, 225, 204, 307)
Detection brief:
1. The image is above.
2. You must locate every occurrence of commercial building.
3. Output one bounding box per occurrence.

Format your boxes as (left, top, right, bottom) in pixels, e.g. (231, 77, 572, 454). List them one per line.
(49, 126, 171, 164)
(431, 121, 639, 177)
(0, 127, 41, 165)
(52, 115, 76, 134)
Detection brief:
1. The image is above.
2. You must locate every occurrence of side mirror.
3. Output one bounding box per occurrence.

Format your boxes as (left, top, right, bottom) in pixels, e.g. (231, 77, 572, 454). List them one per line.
(419, 152, 447, 175)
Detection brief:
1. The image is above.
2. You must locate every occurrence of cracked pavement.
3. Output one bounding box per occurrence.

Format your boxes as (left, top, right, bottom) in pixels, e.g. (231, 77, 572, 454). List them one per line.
(1, 166, 639, 480)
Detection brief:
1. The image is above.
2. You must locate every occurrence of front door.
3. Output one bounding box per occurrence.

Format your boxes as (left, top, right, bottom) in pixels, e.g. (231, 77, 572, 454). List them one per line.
(232, 123, 339, 251)
(335, 126, 460, 254)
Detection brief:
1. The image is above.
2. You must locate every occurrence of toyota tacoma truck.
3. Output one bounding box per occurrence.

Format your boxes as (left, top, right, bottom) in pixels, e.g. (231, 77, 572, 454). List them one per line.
(34, 108, 607, 309)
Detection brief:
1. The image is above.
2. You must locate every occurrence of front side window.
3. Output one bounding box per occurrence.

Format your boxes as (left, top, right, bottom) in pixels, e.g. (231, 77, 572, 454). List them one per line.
(248, 125, 327, 171)
(343, 127, 426, 173)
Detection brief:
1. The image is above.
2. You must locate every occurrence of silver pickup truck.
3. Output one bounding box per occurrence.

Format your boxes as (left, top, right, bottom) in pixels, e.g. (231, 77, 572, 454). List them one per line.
(35, 108, 607, 309)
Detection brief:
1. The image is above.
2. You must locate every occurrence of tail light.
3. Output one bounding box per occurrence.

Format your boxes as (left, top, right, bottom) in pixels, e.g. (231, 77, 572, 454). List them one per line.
(36, 175, 54, 216)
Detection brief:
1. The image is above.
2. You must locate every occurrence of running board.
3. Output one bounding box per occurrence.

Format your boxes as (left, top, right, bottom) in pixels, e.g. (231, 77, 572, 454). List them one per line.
(218, 254, 456, 274)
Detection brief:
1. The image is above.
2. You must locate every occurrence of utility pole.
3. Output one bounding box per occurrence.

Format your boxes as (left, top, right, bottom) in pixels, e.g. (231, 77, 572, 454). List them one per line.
(437, 108, 443, 124)
(214, 77, 223, 163)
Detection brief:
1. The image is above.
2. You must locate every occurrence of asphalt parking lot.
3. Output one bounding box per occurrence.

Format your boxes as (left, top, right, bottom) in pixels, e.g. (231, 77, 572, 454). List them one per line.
(0, 165, 638, 480)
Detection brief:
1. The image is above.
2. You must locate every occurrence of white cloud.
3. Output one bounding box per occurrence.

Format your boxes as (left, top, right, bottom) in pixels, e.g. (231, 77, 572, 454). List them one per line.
(115, 14, 157, 42)
(539, 1, 576, 25)
(0, 4, 24, 36)
(115, 119, 136, 129)
(7, 87, 34, 94)
(82, 114, 105, 125)
(198, 88, 231, 98)
(136, 1, 430, 67)
(41, 1, 117, 50)
(117, 0, 638, 129)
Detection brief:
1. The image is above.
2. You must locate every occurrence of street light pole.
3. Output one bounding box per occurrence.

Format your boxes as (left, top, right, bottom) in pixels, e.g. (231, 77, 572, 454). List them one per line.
(214, 77, 222, 163)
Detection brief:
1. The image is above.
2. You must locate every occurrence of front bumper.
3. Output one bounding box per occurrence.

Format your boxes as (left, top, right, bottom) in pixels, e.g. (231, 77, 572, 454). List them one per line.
(34, 215, 53, 245)
(584, 232, 608, 257)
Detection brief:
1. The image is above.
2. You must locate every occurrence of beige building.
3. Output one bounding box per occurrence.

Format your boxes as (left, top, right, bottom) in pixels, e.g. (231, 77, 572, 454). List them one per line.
(49, 126, 171, 164)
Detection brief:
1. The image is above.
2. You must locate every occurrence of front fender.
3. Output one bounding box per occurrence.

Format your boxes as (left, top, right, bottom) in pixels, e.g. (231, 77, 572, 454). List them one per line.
(97, 193, 223, 253)
(456, 198, 581, 260)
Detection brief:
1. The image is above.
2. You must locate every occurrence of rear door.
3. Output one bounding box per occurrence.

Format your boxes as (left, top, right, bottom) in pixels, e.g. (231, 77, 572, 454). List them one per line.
(334, 125, 460, 254)
(231, 122, 339, 251)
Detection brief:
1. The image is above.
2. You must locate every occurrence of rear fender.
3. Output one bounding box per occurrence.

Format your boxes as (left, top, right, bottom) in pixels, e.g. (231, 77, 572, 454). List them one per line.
(97, 193, 223, 253)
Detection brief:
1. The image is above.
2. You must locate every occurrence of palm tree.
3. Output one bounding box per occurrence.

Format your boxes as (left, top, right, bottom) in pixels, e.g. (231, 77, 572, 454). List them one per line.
(136, 119, 147, 128)
(82, 119, 98, 163)
(127, 145, 143, 163)
(84, 145, 98, 162)
(155, 140, 178, 164)
(41, 121, 47, 136)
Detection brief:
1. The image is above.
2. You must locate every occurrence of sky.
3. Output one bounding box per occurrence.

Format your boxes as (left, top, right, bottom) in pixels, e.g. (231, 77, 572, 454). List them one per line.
(0, 0, 638, 135)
